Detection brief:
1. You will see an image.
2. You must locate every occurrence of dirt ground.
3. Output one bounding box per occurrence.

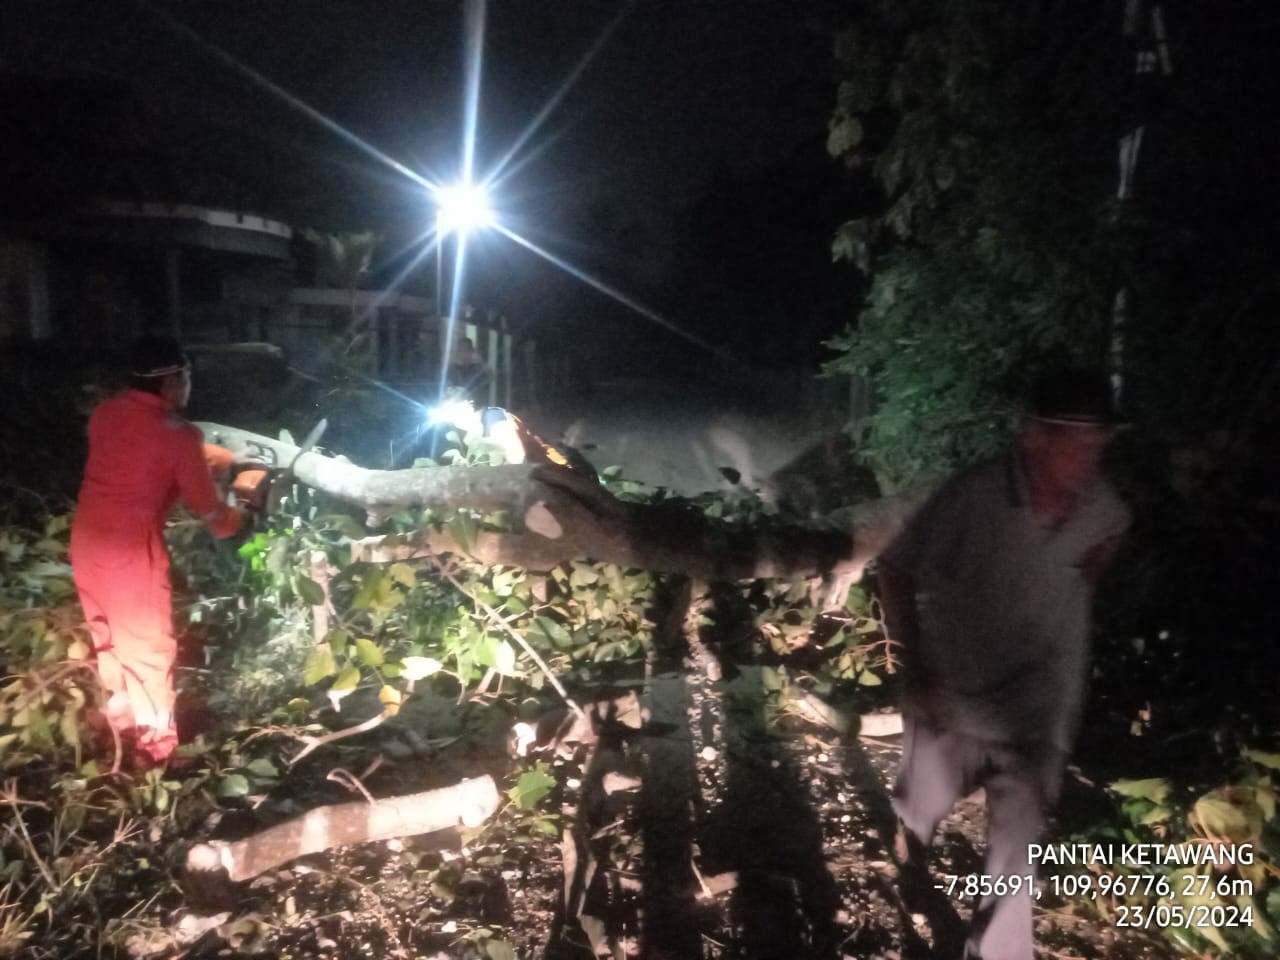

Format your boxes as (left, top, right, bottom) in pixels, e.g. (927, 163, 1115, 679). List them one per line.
(139, 599, 1182, 960)
(143, 705, 1177, 960)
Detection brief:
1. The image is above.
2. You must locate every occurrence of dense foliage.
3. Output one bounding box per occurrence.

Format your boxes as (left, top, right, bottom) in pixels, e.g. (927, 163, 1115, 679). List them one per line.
(0, 448, 896, 957)
(822, 0, 1130, 491)
(822, 0, 1280, 492)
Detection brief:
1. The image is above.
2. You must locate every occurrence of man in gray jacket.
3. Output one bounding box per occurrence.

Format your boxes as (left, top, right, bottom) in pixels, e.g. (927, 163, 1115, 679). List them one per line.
(877, 367, 1130, 960)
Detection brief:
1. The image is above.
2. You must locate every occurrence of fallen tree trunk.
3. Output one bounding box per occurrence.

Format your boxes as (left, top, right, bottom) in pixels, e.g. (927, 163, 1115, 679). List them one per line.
(185, 774, 500, 887)
(199, 423, 540, 515)
(198, 421, 932, 583)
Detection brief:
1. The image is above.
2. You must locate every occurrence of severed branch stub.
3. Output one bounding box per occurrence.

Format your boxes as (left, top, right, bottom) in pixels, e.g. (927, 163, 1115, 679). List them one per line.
(184, 775, 501, 905)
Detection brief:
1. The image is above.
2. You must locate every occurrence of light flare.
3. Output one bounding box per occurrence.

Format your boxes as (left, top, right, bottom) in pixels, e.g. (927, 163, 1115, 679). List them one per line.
(142, 1, 438, 193)
(486, 5, 631, 189)
(460, 0, 486, 186)
(148, 0, 747, 412)
(435, 182, 495, 236)
(492, 223, 746, 369)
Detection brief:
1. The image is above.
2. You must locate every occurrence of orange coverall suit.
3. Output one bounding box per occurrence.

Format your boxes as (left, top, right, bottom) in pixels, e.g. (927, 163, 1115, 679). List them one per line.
(70, 389, 241, 761)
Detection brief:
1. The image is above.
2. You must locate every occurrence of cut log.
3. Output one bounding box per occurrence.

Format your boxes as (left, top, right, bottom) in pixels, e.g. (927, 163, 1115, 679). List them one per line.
(790, 689, 905, 738)
(184, 774, 500, 887)
(197, 421, 931, 583)
(857, 710, 905, 738)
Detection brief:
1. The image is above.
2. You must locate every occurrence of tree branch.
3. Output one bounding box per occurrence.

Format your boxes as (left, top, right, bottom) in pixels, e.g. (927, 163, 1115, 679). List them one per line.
(200, 421, 933, 588)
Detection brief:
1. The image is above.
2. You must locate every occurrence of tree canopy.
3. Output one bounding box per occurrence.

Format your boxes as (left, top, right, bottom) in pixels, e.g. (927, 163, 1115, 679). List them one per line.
(823, 0, 1280, 490)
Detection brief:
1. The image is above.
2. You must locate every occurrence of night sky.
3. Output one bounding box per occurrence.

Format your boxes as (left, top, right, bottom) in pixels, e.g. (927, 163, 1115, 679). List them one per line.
(4, 0, 851, 370)
(4, 1, 834, 244)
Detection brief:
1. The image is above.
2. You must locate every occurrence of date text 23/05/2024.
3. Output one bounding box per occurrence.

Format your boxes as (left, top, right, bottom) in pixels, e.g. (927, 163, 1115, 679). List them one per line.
(935, 843, 1257, 930)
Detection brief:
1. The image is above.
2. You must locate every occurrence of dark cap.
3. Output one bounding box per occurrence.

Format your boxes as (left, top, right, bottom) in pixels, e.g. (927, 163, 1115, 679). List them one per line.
(1028, 366, 1125, 427)
(129, 335, 190, 378)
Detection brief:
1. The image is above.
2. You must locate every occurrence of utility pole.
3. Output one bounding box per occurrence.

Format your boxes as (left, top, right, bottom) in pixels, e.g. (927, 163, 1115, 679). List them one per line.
(1111, 0, 1174, 409)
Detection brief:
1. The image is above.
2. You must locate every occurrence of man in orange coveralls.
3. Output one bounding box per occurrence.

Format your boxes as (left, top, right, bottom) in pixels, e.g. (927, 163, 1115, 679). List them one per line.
(71, 336, 244, 766)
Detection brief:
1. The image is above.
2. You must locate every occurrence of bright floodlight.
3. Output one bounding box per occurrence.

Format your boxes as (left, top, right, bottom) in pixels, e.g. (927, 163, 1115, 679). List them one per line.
(436, 182, 494, 236)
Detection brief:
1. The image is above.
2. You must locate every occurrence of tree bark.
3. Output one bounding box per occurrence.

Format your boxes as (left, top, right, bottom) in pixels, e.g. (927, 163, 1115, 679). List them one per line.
(198, 421, 932, 584)
(198, 422, 540, 516)
(184, 775, 500, 891)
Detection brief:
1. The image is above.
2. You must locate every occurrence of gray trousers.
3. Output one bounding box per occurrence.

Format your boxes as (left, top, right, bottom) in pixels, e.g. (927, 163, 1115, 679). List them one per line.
(893, 716, 1065, 960)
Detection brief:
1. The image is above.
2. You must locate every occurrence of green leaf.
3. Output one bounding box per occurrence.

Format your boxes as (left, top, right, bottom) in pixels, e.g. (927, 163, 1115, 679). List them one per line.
(20, 705, 54, 748)
(569, 563, 598, 588)
(326, 628, 351, 657)
(317, 513, 368, 539)
(354, 637, 385, 667)
(448, 512, 478, 554)
(243, 758, 279, 780)
(827, 112, 864, 155)
(1244, 749, 1280, 771)
(1267, 885, 1280, 928)
(535, 817, 561, 837)
(857, 669, 883, 686)
(491, 568, 517, 597)
(508, 765, 557, 810)
(474, 634, 500, 670)
(502, 595, 529, 616)
(592, 641, 624, 662)
(327, 663, 361, 711)
(331, 664, 360, 693)
(303, 645, 338, 686)
(485, 939, 518, 960)
(59, 705, 82, 752)
(351, 570, 385, 609)
(295, 575, 326, 606)
(237, 532, 268, 559)
(1197, 921, 1230, 953)
(390, 563, 417, 588)
(1192, 793, 1249, 838)
(1256, 784, 1277, 822)
(1138, 804, 1172, 826)
(1109, 778, 1171, 804)
(473, 588, 500, 608)
(528, 616, 573, 650)
(218, 773, 251, 798)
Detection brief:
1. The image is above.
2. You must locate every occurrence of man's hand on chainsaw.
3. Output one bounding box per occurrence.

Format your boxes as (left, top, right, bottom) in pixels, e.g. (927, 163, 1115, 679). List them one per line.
(230, 465, 272, 512)
(206, 444, 271, 506)
(205, 423, 323, 520)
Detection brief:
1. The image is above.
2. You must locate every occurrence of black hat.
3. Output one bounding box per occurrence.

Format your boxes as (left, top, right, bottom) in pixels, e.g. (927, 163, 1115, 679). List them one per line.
(129, 335, 190, 378)
(1028, 366, 1125, 427)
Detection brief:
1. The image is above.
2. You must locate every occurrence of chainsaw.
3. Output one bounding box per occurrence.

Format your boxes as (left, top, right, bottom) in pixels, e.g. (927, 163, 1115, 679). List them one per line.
(224, 418, 328, 513)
